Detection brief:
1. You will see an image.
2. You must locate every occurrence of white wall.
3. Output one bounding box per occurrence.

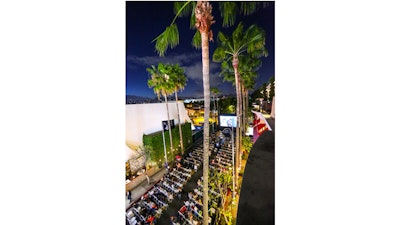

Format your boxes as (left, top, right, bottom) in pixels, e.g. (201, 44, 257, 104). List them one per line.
(125, 102, 192, 160)
(271, 96, 275, 118)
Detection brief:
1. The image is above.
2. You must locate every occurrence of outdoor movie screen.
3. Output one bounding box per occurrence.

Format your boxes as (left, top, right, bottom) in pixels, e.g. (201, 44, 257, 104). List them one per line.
(219, 114, 237, 128)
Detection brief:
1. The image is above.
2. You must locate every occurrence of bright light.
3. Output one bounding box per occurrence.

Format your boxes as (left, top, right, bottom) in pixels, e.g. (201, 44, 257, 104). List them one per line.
(219, 115, 237, 128)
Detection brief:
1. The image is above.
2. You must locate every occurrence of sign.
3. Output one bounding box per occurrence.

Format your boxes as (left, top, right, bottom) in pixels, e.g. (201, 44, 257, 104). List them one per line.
(162, 120, 175, 131)
(219, 114, 237, 128)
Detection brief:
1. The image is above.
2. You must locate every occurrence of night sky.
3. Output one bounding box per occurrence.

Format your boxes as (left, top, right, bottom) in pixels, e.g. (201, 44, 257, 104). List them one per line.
(126, 1, 275, 98)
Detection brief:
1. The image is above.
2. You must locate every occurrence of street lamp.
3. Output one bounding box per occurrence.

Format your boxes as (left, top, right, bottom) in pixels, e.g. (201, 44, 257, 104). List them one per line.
(161, 121, 168, 170)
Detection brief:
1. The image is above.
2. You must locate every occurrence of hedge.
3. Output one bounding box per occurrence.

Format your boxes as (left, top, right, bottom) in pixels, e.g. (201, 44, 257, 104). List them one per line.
(143, 122, 192, 166)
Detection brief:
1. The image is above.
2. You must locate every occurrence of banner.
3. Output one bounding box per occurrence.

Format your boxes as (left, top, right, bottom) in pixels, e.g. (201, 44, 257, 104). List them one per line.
(251, 111, 271, 143)
(162, 120, 175, 131)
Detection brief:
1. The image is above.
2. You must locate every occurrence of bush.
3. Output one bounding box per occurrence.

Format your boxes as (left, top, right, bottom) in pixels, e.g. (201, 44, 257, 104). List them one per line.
(242, 136, 253, 154)
(143, 122, 192, 164)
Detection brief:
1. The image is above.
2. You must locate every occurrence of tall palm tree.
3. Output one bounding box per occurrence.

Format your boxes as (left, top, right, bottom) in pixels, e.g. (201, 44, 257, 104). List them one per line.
(219, 55, 261, 175)
(224, 56, 261, 130)
(213, 22, 267, 189)
(169, 64, 188, 155)
(147, 63, 176, 161)
(153, 2, 262, 223)
(193, 3, 214, 223)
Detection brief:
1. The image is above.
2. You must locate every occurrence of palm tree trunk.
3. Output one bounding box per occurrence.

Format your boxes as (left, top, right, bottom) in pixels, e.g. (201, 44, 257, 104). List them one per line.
(245, 89, 249, 130)
(213, 94, 216, 126)
(175, 91, 184, 155)
(243, 85, 248, 137)
(200, 28, 210, 225)
(241, 86, 247, 167)
(232, 56, 241, 194)
(238, 82, 243, 174)
(164, 94, 174, 160)
(242, 86, 246, 132)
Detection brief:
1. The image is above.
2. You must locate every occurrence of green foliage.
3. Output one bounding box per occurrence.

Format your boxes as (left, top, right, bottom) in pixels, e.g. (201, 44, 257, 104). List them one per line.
(142, 123, 192, 165)
(240, 2, 257, 16)
(213, 22, 268, 61)
(219, 97, 236, 114)
(242, 136, 253, 154)
(154, 1, 266, 58)
(169, 64, 187, 92)
(219, 2, 238, 27)
(232, 22, 244, 50)
(173, 1, 192, 18)
(213, 45, 229, 63)
(147, 64, 175, 99)
(210, 169, 233, 192)
(153, 24, 180, 57)
(191, 30, 201, 49)
(250, 82, 269, 100)
(209, 169, 234, 225)
(173, 1, 197, 29)
(219, 55, 261, 91)
(212, 23, 268, 108)
(211, 87, 220, 95)
(138, 145, 155, 169)
(245, 25, 268, 58)
(147, 63, 186, 99)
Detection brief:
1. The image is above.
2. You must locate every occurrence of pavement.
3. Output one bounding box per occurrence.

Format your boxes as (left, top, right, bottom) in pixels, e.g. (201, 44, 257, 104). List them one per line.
(236, 117, 275, 225)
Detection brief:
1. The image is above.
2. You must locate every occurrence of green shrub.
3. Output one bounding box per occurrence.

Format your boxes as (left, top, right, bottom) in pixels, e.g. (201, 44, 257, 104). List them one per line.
(143, 122, 192, 164)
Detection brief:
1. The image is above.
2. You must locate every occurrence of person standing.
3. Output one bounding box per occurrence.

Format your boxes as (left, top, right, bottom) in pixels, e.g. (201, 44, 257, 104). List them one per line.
(127, 191, 131, 203)
(177, 188, 182, 200)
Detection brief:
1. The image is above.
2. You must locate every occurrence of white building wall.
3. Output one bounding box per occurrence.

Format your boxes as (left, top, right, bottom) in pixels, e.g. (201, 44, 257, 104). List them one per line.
(125, 102, 192, 160)
(271, 96, 275, 118)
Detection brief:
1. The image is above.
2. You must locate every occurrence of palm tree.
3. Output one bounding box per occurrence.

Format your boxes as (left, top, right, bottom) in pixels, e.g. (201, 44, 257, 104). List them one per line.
(213, 22, 267, 190)
(193, 3, 214, 223)
(240, 61, 258, 166)
(153, 2, 262, 223)
(169, 64, 188, 155)
(222, 56, 261, 131)
(219, 55, 261, 177)
(147, 63, 176, 162)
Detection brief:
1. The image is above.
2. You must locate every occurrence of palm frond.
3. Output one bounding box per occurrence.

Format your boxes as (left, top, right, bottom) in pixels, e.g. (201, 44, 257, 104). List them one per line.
(189, 2, 197, 29)
(217, 32, 228, 44)
(192, 30, 201, 49)
(212, 47, 227, 62)
(217, 32, 235, 53)
(173, 1, 192, 18)
(240, 2, 257, 16)
(232, 22, 244, 51)
(153, 24, 179, 57)
(219, 2, 238, 27)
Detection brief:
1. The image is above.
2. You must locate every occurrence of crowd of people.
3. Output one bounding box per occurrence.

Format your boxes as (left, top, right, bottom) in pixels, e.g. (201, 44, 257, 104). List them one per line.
(126, 130, 234, 225)
(126, 160, 192, 225)
(175, 132, 234, 225)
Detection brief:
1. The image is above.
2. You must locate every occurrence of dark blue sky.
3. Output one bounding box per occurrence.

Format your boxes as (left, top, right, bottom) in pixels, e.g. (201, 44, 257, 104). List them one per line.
(126, 1, 274, 98)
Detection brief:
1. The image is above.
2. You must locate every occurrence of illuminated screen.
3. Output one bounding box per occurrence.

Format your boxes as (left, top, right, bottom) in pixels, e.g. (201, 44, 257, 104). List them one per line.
(219, 114, 237, 128)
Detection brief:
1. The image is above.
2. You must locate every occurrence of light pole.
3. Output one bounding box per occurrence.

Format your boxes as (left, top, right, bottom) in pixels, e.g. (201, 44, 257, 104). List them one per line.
(161, 121, 168, 169)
